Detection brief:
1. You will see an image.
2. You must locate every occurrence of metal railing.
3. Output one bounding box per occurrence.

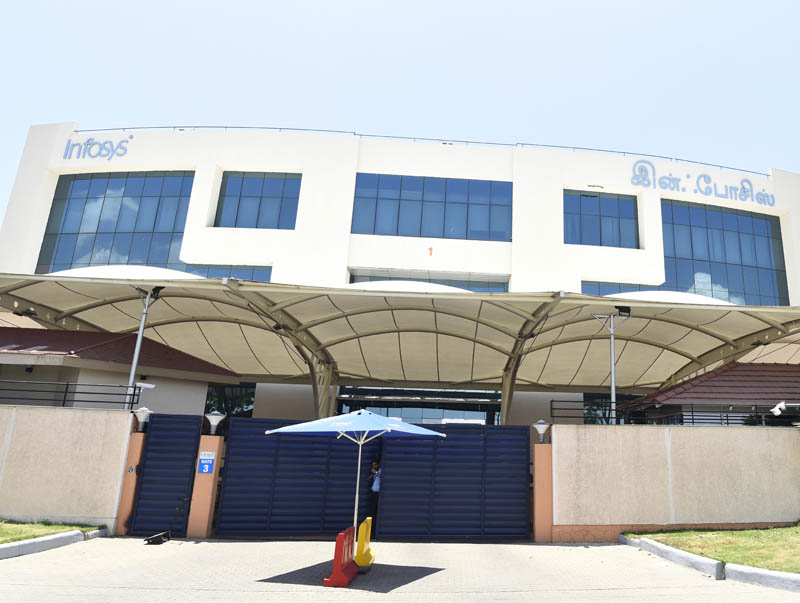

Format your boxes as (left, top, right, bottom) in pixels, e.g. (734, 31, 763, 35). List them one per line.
(550, 400, 799, 427)
(71, 125, 769, 177)
(0, 380, 142, 410)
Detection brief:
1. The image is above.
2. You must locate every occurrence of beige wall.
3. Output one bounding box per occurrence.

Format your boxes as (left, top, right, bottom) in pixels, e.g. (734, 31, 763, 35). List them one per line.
(552, 425, 800, 527)
(0, 406, 132, 532)
(506, 391, 583, 429)
(253, 383, 316, 420)
(75, 368, 207, 415)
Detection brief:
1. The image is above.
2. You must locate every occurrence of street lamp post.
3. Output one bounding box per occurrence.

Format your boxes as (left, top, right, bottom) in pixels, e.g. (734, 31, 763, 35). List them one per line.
(592, 306, 631, 425)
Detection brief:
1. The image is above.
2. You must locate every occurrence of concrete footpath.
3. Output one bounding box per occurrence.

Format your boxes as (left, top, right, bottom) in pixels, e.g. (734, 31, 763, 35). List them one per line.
(0, 538, 795, 602)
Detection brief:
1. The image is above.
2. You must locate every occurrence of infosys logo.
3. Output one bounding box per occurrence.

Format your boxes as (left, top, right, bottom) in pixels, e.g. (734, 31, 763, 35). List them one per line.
(63, 135, 133, 161)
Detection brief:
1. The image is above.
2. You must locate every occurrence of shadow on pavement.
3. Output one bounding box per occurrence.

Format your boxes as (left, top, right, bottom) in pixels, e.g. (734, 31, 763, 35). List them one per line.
(259, 560, 444, 593)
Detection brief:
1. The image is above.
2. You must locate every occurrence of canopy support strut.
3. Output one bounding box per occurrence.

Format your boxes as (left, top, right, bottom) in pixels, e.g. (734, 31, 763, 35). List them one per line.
(125, 286, 162, 409)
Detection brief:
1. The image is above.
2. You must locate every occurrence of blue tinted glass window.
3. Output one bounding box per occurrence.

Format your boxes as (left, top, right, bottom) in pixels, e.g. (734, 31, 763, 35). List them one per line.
(378, 174, 401, 199)
(350, 274, 508, 293)
(257, 197, 281, 229)
(490, 205, 512, 241)
(581, 215, 601, 246)
(37, 172, 270, 282)
(375, 199, 399, 235)
(444, 203, 467, 238)
(490, 181, 512, 205)
(398, 200, 422, 236)
(565, 214, 581, 245)
(421, 202, 445, 238)
(565, 190, 638, 248)
(401, 176, 423, 201)
(423, 177, 446, 201)
(352, 173, 511, 241)
(215, 172, 301, 230)
(660, 199, 788, 306)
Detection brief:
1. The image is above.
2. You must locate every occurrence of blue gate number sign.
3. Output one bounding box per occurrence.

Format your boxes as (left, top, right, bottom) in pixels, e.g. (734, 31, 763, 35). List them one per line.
(198, 451, 215, 474)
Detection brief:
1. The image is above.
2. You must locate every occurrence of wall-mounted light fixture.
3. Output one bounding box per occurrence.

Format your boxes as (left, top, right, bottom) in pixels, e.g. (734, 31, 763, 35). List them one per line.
(533, 419, 551, 444)
(205, 411, 226, 435)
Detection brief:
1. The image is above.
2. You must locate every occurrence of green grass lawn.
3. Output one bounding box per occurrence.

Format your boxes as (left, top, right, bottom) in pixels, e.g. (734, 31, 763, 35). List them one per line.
(0, 519, 100, 545)
(626, 525, 800, 574)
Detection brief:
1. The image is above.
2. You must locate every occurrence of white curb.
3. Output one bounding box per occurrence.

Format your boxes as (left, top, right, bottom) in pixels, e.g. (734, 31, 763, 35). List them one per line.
(0, 528, 107, 560)
(619, 534, 724, 580)
(725, 563, 800, 592)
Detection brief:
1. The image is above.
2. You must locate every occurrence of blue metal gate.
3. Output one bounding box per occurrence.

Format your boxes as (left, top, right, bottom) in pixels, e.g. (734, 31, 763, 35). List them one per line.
(377, 424, 531, 538)
(215, 419, 530, 539)
(215, 418, 378, 536)
(129, 413, 203, 537)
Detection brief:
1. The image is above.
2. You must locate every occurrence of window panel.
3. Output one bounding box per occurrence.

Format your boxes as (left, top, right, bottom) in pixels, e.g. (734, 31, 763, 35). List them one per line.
(98, 197, 122, 233)
(123, 176, 145, 197)
(564, 191, 580, 214)
(444, 203, 467, 238)
(618, 196, 636, 219)
(355, 173, 378, 198)
(69, 177, 90, 198)
(235, 197, 260, 228)
(73, 234, 95, 265)
(564, 214, 581, 244)
(620, 219, 637, 248)
(143, 175, 164, 196)
(446, 179, 468, 202)
(663, 257, 677, 288)
(708, 229, 725, 263)
(45, 199, 67, 234)
(673, 225, 692, 258)
(241, 174, 264, 196)
(106, 177, 125, 197)
(147, 233, 171, 264)
(754, 236, 772, 268)
(580, 193, 600, 215)
(174, 197, 190, 231)
(489, 205, 512, 241)
(375, 199, 399, 235)
(468, 180, 490, 204)
(278, 197, 298, 229)
(601, 216, 619, 246)
(662, 223, 674, 256)
(110, 233, 133, 264)
(739, 233, 756, 266)
(421, 202, 445, 237)
(283, 175, 302, 197)
(690, 226, 709, 260)
(352, 197, 377, 234)
(581, 215, 601, 245)
(116, 197, 140, 232)
(689, 206, 706, 226)
(661, 202, 672, 223)
(128, 233, 151, 264)
(90, 234, 113, 265)
(62, 197, 86, 233)
(162, 175, 183, 196)
(599, 195, 618, 216)
(134, 197, 159, 232)
(672, 204, 689, 225)
(722, 211, 738, 231)
(676, 258, 694, 290)
(693, 260, 711, 291)
(54, 234, 78, 265)
(263, 176, 285, 197)
(490, 181, 512, 205)
(88, 176, 109, 197)
(79, 197, 104, 233)
(423, 177, 446, 201)
(38, 235, 58, 268)
(398, 200, 422, 236)
(257, 197, 281, 229)
(706, 209, 723, 229)
(467, 204, 490, 239)
(154, 196, 179, 232)
(168, 234, 183, 263)
(401, 176, 424, 201)
(378, 174, 401, 199)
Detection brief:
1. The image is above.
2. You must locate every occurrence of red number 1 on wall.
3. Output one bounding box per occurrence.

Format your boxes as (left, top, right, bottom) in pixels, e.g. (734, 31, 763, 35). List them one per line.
(428, 247, 433, 256)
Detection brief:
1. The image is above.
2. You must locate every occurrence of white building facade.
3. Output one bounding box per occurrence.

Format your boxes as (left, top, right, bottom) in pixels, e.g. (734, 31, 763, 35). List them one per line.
(1, 122, 798, 422)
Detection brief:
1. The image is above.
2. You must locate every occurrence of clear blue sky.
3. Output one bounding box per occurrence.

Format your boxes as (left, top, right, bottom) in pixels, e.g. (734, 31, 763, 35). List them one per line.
(1, 1, 798, 222)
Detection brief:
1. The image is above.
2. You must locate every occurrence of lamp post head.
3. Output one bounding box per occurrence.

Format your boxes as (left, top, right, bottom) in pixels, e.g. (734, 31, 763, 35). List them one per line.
(205, 410, 227, 435)
(133, 407, 153, 432)
(533, 419, 551, 444)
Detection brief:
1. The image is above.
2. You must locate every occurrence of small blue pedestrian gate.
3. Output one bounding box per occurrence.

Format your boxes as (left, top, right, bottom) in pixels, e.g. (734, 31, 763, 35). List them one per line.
(128, 413, 203, 537)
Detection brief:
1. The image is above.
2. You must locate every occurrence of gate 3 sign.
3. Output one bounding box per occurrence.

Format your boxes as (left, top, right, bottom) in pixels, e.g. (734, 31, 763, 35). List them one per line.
(197, 451, 215, 474)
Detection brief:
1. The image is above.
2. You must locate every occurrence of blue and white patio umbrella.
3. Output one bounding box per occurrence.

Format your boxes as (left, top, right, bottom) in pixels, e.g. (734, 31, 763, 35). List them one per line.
(265, 409, 445, 531)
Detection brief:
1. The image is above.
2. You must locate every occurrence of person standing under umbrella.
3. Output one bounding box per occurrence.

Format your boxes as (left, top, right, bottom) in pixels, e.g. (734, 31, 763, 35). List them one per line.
(368, 459, 381, 536)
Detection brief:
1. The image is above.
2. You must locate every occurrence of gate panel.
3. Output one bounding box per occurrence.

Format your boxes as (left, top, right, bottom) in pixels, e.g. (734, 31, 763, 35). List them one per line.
(378, 424, 531, 539)
(129, 413, 203, 537)
(215, 418, 377, 536)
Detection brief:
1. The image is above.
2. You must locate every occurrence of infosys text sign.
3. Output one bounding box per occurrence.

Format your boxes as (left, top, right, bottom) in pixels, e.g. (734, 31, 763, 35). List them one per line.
(62, 135, 133, 161)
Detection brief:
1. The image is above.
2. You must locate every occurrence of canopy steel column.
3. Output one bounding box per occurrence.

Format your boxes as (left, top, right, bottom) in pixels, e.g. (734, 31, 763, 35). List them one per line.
(126, 286, 163, 409)
(310, 358, 337, 418)
(592, 309, 630, 424)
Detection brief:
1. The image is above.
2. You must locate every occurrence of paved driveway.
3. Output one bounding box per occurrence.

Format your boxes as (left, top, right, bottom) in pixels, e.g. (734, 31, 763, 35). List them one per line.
(0, 538, 795, 602)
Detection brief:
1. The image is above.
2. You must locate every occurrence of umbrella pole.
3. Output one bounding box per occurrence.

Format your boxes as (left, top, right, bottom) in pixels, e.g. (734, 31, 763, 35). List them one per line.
(353, 437, 363, 532)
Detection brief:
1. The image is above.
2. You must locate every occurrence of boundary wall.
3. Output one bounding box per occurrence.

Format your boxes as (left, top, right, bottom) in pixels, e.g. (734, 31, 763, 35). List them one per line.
(533, 425, 800, 542)
(0, 406, 132, 532)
